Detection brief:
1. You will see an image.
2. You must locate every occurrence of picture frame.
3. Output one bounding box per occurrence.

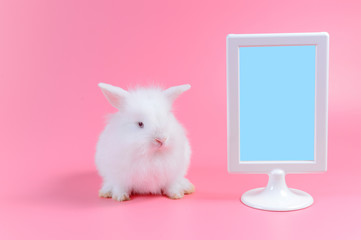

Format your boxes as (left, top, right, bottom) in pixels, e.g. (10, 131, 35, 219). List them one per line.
(226, 32, 329, 211)
(227, 32, 329, 174)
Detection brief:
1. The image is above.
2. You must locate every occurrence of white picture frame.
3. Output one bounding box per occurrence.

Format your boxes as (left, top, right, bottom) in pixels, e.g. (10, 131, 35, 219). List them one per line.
(227, 32, 329, 174)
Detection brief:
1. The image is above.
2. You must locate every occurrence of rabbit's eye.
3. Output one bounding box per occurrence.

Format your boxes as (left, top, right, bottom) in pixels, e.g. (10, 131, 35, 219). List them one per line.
(137, 122, 144, 128)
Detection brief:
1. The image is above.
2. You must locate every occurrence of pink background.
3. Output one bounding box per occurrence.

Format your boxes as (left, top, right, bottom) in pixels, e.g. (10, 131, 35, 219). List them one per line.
(1, 0, 360, 239)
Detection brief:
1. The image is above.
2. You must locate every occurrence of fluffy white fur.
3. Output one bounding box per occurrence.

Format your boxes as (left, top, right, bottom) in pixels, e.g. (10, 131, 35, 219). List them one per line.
(95, 83, 194, 201)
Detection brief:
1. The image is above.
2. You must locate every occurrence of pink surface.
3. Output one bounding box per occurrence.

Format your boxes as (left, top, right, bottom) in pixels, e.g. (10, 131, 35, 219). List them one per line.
(1, 0, 360, 239)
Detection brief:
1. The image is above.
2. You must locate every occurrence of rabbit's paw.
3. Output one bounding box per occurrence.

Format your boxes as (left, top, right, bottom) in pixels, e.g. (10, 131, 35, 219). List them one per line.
(99, 189, 112, 198)
(112, 188, 130, 201)
(181, 178, 195, 195)
(99, 184, 113, 198)
(166, 191, 185, 200)
(165, 178, 194, 199)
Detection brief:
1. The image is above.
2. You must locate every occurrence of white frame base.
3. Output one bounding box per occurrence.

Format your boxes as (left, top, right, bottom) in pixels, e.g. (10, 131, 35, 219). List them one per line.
(241, 169, 313, 211)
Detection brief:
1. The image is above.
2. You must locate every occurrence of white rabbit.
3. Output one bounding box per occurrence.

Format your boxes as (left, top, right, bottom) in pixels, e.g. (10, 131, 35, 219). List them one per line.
(95, 83, 194, 201)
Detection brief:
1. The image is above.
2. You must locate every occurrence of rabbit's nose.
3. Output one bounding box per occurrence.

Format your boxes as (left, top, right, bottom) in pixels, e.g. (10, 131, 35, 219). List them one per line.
(154, 137, 167, 147)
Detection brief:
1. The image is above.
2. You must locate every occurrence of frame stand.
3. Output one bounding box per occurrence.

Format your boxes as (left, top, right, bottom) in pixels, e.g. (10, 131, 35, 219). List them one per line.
(241, 169, 313, 211)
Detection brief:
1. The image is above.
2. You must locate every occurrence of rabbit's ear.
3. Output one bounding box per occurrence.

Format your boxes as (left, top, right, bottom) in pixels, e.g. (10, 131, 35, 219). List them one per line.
(163, 84, 191, 103)
(98, 83, 129, 109)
